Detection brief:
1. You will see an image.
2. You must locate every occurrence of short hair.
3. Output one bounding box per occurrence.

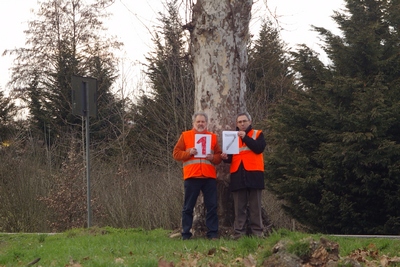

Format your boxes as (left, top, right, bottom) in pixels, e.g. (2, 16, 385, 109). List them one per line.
(193, 111, 208, 122)
(236, 112, 252, 122)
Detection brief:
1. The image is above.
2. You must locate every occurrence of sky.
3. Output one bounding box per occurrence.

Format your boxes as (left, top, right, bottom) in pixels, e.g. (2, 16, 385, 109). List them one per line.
(0, 0, 345, 96)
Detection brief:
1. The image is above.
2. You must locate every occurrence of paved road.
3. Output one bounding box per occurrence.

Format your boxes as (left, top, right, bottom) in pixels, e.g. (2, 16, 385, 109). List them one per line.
(332, 235, 400, 239)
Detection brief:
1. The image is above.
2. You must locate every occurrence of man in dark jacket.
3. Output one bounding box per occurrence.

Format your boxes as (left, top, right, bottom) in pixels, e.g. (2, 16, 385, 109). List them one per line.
(221, 112, 266, 239)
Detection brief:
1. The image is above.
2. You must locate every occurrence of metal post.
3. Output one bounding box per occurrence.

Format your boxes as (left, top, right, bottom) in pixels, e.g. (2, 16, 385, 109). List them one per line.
(83, 81, 92, 228)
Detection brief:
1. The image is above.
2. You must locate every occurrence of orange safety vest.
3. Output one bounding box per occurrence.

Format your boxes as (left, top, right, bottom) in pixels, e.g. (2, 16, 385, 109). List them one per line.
(182, 130, 217, 179)
(230, 129, 264, 173)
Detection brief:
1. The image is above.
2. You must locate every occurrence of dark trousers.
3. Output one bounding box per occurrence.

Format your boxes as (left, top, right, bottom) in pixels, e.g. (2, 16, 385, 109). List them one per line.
(182, 178, 218, 239)
(232, 188, 263, 237)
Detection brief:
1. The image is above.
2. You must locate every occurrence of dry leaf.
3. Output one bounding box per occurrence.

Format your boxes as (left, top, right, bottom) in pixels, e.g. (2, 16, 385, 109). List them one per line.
(389, 256, 400, 263)
(115, 257, 124, 264)
(234, 257, 243, 263)
(220, 246, 229, 252)
(208, 248, 216, 255)
(380, 255, 388, 267)
(158, 259, 175, 267)
(243, 254, 256, 267)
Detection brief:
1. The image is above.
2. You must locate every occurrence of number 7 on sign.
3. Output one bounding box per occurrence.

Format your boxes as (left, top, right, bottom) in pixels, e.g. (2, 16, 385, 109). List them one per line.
(222, 131, 239, 154)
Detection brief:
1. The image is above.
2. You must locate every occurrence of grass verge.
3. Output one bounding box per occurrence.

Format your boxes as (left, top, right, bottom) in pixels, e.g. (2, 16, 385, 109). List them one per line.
(1, 227, 400, 266)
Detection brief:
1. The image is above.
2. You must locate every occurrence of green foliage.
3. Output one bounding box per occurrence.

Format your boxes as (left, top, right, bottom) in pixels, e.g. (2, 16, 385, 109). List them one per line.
(37, 234, 47, 243)
(266, 0, 400, 234)
(287, 239, 311, 259)
(246, 19, 294, 123)
(131, 0, 194, 168)
(235, 236, 261, 256)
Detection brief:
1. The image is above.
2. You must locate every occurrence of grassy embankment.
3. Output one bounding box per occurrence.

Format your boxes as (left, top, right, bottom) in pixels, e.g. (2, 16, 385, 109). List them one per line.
(1, 227, 400, 266)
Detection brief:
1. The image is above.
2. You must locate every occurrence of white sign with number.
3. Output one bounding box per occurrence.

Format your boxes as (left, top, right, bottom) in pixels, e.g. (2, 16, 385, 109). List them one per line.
(222, 131, 239, 154)
(194, 134, 211, 158)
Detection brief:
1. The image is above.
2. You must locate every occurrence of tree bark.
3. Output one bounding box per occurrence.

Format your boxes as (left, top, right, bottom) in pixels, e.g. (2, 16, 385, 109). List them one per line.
(188, 0, 253, 235)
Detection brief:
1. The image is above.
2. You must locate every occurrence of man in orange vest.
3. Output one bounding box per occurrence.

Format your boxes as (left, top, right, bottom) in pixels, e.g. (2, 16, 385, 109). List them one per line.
(221, 112, 266, 239)
(173, 111, 222, 240)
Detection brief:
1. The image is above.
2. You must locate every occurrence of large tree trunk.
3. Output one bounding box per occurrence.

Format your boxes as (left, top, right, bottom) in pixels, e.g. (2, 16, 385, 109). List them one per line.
(188, 0, 253, 236)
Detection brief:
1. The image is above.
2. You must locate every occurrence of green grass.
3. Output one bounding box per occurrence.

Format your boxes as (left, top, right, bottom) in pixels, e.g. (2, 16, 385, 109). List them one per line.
(1, 227, 400, 266)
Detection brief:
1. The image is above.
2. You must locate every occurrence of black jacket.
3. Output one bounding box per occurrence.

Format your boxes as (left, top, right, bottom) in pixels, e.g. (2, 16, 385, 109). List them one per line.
(223, 125, 266, 191)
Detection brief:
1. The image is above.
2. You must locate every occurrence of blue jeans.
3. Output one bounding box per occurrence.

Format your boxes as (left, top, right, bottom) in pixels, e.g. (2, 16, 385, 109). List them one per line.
(182, 178, 218, 239)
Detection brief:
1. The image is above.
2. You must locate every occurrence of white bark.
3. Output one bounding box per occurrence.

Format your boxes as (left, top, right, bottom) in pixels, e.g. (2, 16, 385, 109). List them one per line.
(189, 0, 253, 231)
(190, 0, 252, 133)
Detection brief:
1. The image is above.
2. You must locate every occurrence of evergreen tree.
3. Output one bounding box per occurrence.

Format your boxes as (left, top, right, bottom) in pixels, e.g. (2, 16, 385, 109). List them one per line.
(131, 0, 194, 169)
(246, 20, 294, 124)
(86, 44, 125, 156)
(266, 0, 400, 234)
(5, 0, 121, 144)
(0, 91, 16, 144)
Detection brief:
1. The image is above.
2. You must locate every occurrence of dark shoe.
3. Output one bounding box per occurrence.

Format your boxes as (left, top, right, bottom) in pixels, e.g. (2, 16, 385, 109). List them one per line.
(182, 236, 191, 240)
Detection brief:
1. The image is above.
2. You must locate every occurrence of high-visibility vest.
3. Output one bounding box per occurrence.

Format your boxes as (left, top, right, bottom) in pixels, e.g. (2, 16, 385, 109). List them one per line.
(182, 130, 217, 179)
(230, 129, 264, 173)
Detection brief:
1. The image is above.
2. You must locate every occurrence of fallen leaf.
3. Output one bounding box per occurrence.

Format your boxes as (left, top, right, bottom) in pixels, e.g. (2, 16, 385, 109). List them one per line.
(380, 255, 388, 267)
(234, 257, 243, 263)
(389, 256, 400, 263)
(220, 246, 229, 252)
(208, 248, 216, 255)
(243, 254, 256, 267)
(158, 259, 175, 267)
(115, 257, 124, 264)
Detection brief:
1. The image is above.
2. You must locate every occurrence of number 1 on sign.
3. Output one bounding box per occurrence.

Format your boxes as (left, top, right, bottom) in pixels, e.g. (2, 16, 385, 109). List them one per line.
(197, 136, 207, 155)
(194, 134, 211, 158)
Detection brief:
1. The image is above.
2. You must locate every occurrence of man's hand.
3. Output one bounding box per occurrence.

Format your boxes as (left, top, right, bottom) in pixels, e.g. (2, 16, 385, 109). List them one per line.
(205, 154, 214, 161)
(238, 131, 246, 138)
(189, 148, 197, 156)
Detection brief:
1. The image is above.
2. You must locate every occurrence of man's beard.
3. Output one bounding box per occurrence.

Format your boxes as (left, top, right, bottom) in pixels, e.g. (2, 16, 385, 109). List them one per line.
(195, 126, 205, 132)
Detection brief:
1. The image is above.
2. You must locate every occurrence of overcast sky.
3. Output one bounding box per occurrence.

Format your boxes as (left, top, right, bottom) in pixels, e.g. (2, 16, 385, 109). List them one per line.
(0, 0, 345, 95)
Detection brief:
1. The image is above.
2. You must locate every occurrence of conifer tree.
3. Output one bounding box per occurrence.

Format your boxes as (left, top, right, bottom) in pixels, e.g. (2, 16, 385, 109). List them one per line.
(0, 91, 16, 144)
(131, 0, 194, 169)
(246, 20, 294, 123)
(266, 0, 400, 234)
(5, 0, 121, 144)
